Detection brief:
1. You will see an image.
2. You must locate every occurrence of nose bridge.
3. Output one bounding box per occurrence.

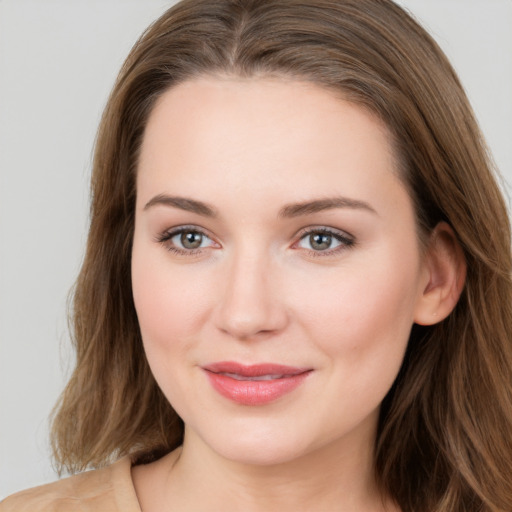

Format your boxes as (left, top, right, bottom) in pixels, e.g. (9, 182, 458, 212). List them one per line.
(215, 242, 286, 339)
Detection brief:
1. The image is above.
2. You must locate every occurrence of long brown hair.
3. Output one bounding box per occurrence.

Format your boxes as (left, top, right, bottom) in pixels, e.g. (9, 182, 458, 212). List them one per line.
(51, 1, 512, 510)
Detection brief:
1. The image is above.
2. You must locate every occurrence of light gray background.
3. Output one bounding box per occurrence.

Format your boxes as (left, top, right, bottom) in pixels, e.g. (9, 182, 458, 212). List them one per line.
(1, 0, 511, 499)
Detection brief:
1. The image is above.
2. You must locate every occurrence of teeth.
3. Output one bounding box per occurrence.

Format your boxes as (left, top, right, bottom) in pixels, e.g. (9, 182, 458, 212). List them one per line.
(221, 372, 286, 381)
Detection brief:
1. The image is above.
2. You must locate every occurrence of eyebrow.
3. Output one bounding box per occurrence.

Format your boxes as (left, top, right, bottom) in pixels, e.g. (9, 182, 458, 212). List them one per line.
(144, 194, 217, 217)
(278, 197, 377, 218)
(143, 194, 376, 218)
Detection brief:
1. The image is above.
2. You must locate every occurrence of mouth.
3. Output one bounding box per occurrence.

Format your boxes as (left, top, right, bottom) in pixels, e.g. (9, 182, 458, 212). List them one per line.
(216, 373, 296, 381)
(202, 361, 312, 405)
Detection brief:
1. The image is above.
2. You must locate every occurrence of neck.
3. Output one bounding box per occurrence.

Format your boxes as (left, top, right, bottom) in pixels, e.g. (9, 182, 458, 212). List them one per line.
(154, 422, 395, 512)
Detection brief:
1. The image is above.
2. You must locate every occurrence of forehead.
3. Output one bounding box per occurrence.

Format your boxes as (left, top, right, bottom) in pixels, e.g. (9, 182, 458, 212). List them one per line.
(141, 76, 393, 156)
(137, 77, 406, 216)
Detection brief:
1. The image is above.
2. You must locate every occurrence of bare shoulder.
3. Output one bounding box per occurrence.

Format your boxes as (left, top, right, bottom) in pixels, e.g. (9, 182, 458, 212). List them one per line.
(0, 457, 139, 512)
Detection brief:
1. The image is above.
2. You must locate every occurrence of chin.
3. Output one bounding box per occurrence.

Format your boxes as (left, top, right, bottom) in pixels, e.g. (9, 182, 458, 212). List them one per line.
(188, 416, 324, 467)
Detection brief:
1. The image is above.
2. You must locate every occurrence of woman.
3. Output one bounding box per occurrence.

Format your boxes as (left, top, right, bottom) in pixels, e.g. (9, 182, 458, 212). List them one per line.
(2, 0, 511, 510)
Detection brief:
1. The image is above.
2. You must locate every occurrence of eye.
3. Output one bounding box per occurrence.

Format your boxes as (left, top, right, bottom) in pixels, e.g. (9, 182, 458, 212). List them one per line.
(174, 230, 208, 250)
(157, 226, 218, 254)
(295, 228, 354, 254)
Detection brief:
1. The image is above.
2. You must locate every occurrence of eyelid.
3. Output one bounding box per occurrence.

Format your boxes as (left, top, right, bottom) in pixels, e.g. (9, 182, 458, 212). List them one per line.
(155, 224, 355, 257)
(155, 224, 220, 255)
(292, 226, 355, 255)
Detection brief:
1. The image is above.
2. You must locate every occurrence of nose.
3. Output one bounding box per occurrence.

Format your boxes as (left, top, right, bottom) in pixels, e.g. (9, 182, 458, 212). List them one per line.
(214, 250, 289, 340)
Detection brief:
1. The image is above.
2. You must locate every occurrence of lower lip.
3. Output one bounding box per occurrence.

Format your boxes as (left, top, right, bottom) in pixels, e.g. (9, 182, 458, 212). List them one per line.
(204, 371, 311, 405)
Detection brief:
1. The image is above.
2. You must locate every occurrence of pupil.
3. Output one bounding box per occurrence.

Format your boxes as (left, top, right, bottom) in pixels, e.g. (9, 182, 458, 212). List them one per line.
(311, 233, 331, 250)
(181, 231, 202, 249)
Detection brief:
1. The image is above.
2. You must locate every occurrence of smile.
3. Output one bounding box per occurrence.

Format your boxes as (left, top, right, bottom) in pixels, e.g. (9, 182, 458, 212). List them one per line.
(202, 362, 312, 405)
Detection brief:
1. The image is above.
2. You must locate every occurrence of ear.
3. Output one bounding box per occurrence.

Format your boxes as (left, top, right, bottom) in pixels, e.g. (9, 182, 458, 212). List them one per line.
(414, 222, 466, 326)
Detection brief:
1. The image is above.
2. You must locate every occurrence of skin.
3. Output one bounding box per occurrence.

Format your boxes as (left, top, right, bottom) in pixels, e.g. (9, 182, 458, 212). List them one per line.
(130, 77, 464, 511)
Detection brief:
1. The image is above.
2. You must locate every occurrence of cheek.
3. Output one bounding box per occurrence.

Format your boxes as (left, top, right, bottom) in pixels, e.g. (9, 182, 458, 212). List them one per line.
(131, 245, 212, 358)
(291, 257, 420, 434)
(131, 244, 218, 415)
(293, 249, 421, 368)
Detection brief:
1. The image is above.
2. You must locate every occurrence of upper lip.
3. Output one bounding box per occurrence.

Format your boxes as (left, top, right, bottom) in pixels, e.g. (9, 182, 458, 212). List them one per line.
(202, 361, 311, 377)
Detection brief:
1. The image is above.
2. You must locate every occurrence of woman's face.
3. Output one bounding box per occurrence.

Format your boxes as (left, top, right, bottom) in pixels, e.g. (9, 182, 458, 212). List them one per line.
(132, 77, 430, 465)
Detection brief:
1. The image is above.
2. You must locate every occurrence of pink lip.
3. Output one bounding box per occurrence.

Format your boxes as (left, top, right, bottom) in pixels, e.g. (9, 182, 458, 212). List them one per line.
(202, 361, 312, 406)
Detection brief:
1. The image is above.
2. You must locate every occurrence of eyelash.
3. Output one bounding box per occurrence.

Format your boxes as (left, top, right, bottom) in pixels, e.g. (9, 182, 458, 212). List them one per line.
(155, 226, 355, 257)
(155, 225, 215, 256)
(294, 227, 355, 257)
